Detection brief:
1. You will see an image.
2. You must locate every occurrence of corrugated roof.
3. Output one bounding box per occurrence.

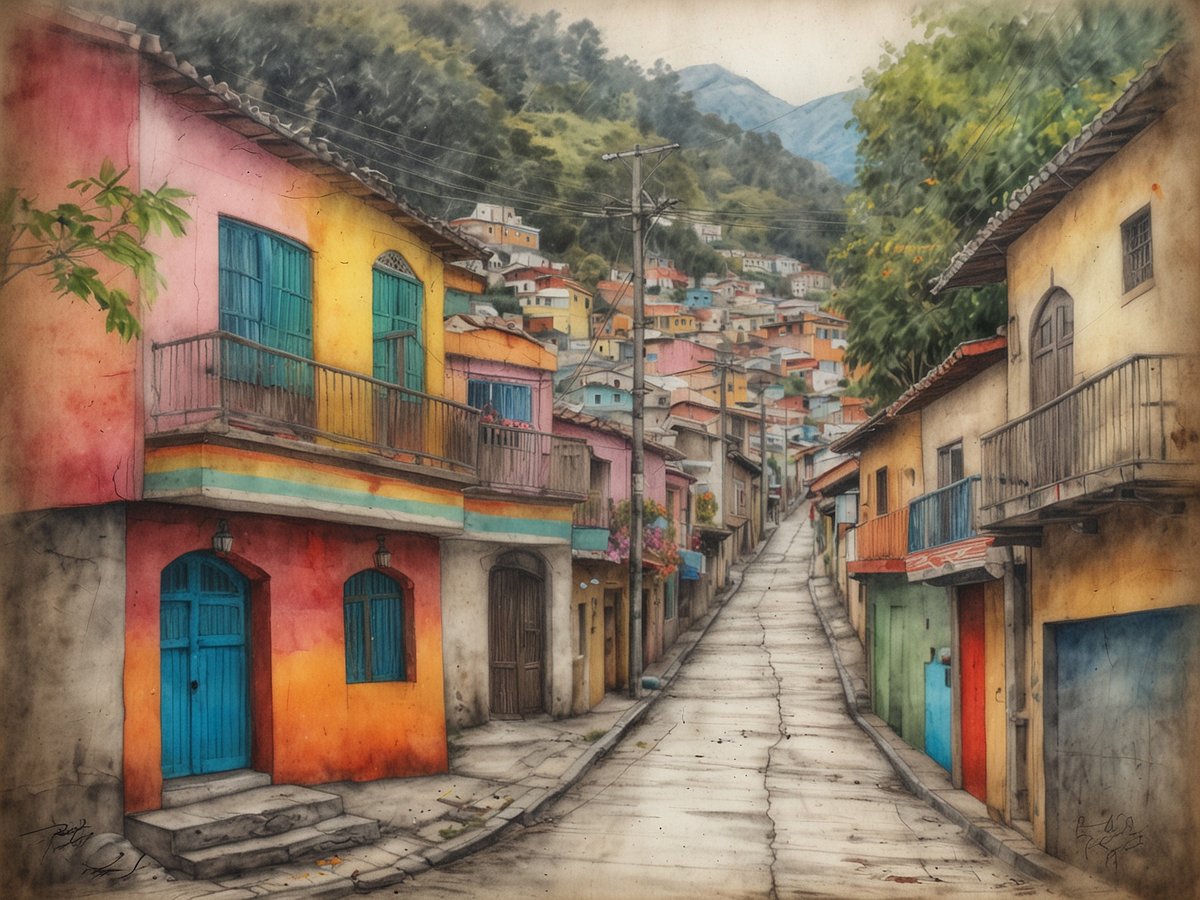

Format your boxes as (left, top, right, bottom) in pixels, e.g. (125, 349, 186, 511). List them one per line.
(46, 7, 488, 263)
(932, 45, 1185, 294)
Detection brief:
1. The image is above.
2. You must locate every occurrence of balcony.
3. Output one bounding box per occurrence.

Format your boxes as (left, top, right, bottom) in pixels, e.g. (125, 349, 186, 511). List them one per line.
(847, 507, 908, 576)
(476, 423, 589, 499)
(908, 476, 979, 552)
(980, 354, 1196, 531)
(573, 490, 611, 529)
(150, 332, 479, 472)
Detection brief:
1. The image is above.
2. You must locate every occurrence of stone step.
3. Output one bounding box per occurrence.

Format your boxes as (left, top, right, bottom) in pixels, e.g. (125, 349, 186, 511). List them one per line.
(126, 785, 345, 861)
(176, 814, 381, 880)
(162, 769, 272, 808)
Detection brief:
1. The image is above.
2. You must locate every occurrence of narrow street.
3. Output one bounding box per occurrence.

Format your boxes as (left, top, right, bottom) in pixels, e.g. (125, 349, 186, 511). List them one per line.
(383, 514, 1064, 899)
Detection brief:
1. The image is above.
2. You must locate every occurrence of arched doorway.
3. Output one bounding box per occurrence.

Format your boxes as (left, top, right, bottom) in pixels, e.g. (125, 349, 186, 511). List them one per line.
(488, 552, 545, 718)
(160, 553, 250, 778)
(1030, 289, 1075, 484)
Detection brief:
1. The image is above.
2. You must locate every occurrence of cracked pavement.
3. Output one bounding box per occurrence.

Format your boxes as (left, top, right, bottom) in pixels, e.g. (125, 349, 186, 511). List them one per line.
(387, 514, 1081, 898)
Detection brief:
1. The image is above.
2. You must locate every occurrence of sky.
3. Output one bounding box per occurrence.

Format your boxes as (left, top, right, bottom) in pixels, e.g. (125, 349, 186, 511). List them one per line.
(497, 0, 925, 106)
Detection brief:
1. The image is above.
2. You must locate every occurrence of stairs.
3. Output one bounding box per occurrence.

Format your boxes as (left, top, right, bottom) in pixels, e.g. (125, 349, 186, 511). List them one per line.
(125, 779, 380, 880)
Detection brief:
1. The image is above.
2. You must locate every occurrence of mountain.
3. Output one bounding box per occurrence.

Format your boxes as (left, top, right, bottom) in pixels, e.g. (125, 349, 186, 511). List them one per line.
(677, 64, 862, 184)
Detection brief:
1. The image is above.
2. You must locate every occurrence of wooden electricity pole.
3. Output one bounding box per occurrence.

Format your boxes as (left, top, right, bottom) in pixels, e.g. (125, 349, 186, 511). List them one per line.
(601, 142, 678, 699)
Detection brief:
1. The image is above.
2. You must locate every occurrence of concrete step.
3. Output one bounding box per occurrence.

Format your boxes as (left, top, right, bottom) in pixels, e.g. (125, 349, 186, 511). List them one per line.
(126, 785, 346, 862)
(176, 814, 381, 880)
(162, 769, 271, 808)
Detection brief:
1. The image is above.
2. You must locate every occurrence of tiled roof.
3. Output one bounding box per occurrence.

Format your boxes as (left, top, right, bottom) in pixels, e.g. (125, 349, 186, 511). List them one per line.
(932, 45, 1185, 294)
(49, 6, 487, 262)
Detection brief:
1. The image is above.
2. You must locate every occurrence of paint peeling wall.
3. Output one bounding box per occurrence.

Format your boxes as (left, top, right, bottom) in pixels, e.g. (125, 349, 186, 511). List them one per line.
(0, 506, 127, 888)
(123, 505, 446, 813)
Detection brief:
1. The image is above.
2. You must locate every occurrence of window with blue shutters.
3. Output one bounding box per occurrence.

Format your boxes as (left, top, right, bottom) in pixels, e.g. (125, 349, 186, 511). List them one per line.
(218, 218, 313, 392)
(468, 379, 533, 424)
(343, 570, 408, 683)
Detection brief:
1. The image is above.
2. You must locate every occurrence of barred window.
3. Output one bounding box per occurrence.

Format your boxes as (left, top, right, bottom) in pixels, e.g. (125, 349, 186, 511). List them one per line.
(1121, 207, 1153, 293)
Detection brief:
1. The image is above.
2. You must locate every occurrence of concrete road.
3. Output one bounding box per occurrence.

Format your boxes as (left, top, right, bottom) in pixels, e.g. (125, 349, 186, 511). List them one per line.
(384, 516, 1069, 899)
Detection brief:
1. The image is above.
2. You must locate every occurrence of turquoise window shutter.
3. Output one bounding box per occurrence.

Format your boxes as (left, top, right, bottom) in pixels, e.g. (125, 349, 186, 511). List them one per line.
(343, 570, 406, 683)
(373, 264, 424, 392)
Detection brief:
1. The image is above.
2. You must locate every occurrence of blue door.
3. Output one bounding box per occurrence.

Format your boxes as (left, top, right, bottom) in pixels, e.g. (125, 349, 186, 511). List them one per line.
(160, 554, 250, 779)
(924, 660, 952, 771)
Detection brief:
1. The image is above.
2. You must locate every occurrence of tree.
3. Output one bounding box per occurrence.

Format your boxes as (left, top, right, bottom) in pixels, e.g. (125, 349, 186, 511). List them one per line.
(829, 1, 1177, 404)
(0, 159, 190, 340)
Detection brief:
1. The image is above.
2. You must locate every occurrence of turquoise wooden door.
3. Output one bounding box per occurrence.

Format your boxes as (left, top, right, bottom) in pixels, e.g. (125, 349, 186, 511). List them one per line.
(924, 660, 952, 771)
(160, 554, 250, 779)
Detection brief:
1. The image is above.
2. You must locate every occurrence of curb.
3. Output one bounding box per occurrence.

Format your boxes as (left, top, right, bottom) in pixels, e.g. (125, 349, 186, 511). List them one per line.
(803, 565, 1083, 889)
(350, 529, 772, 892)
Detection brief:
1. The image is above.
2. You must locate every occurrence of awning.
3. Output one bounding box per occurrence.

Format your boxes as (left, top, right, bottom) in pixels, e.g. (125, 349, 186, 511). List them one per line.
(679, 549, 704, 581)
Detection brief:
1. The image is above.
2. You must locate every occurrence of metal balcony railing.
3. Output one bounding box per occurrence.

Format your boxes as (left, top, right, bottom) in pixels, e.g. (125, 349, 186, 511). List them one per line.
(573, 489, 611, 529)
(980, 354, 1191, 511)
(150, 332, 479, 471)
(851, 507, 909, 560)
(908, 476, 979, 553)
(477, 423, 589, 497)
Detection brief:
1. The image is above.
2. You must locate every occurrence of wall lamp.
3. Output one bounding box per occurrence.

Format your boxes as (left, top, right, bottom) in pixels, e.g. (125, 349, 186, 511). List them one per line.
(374, 535, 392, 569)
(212, 519, 234, 555)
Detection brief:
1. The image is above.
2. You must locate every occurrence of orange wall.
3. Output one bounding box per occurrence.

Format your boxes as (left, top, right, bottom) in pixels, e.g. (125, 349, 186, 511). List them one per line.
(124, 504, 446, 812)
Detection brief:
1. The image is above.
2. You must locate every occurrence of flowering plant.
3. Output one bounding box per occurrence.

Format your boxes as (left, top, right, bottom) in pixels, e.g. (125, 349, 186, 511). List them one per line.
(606, 499, 682, 576)
(695, 490, 718, 524)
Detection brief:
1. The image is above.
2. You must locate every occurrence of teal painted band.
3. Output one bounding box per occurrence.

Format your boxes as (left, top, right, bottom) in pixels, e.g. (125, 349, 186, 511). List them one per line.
(145, 467, 462, 525)
(464, 509, 571, 540)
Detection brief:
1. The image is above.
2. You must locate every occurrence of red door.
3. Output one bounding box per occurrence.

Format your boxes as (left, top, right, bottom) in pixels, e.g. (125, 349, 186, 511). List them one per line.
(958, 584, 987, 802)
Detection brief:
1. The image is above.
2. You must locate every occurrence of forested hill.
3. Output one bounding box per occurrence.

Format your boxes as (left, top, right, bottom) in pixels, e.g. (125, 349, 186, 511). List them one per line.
(86, 0, 850, 282)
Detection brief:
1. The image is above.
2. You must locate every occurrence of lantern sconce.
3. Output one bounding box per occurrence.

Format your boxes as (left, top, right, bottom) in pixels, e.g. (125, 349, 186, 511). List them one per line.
(212, 519, 234, 555)
(374, 536, 392, 570)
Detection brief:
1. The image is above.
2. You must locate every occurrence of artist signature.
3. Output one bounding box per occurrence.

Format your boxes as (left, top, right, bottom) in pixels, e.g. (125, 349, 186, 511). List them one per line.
(20, 819, 147, 880)
(1075, 814, 1146, 867)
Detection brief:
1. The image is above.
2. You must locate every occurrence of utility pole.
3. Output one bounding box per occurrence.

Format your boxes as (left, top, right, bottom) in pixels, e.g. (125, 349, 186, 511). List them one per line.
(602, 142, 678, 700)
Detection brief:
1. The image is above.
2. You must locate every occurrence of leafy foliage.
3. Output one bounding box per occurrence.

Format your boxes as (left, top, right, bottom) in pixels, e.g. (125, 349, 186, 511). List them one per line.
(85, 0, 846, 280)
(0, 159, 191, 340)
(829, 1, 1178, 404)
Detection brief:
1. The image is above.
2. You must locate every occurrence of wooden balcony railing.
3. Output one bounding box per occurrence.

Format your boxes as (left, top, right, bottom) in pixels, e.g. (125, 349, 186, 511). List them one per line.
(477, 423, 589, 497)
(573, 489, 611, 529)
(852, 507, 909, 560)
(908, 476, 979, 552)
(149, 332, 479, 472)
(980, 354, 1193, 517)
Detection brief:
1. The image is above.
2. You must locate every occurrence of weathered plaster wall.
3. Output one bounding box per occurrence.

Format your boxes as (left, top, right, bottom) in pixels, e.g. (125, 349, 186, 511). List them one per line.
(1005, 87, 1200, 418)
(440, 539, 573, 729)
(123, 504, 446, 812)
(0, 506, 127, 887)
(858, 415, 923, 522)
(0, 26, 142, 515)
(919, 361, 1007, 483)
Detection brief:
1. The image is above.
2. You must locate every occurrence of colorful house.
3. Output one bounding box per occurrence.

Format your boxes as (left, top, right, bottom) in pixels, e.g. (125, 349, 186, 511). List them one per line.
(932, 46, 1199, 897)
(0, 8, 488, 878)
(440, 316, 588, 726)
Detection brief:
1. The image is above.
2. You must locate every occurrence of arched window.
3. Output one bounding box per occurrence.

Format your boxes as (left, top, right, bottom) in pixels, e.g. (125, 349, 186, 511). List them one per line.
(1030, 288, 1074, 408)
(344, 569, 407, 683)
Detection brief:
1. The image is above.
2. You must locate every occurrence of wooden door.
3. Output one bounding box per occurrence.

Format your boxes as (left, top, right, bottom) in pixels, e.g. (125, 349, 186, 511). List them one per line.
(160, 554, 250, 779)
(488, 564, 544, 718)
(1031, 289, 1074, 485)
(603, 589, 621, 691)
(958, 584, 987, 801)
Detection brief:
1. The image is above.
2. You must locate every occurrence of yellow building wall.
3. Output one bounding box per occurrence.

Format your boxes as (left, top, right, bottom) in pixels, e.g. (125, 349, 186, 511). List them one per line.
(858, 415, 924, 522)
(307, 190, 448, 393)
(918, 363, 1007, 483)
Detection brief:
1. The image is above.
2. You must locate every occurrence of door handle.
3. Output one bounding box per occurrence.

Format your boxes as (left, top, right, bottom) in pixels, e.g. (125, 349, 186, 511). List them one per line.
(191, 680, 199, 692)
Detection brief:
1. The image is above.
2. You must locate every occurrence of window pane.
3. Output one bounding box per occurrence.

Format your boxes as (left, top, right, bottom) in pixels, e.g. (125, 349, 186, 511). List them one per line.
(344, 600, 366, 683)
(370, 597, 404, 681)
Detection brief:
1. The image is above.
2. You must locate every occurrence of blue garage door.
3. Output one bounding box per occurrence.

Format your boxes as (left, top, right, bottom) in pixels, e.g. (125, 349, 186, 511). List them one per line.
(160, 554, 250, 779)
